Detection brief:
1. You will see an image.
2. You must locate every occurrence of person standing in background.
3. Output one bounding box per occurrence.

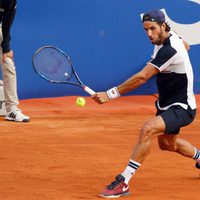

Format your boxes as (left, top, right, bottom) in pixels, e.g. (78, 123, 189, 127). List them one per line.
(0, 0, 29, 122)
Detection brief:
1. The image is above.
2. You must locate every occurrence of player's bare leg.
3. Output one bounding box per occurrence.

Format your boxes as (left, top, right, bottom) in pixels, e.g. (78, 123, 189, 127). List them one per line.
(99, 116, 166, 198)
(158, 135, 194, 156)
(99, 115, 200, 198)
(158, 135, 200, 169)
(130, 116, 165, 163)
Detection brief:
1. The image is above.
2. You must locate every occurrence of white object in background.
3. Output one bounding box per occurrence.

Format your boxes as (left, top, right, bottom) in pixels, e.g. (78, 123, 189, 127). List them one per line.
(140, 2, 200, 46)
(161, 8, 200, 46)
(0, 80, 6, 116)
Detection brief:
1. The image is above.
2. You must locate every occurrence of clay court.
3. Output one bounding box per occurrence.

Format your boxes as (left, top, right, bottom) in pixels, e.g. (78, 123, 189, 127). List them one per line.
(0, 95, 199, 200)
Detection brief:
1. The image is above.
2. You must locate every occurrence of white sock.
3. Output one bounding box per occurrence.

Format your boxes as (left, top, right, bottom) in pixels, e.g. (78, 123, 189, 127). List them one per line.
(193, 148, 200, 163)
(121, 159, 141, 184)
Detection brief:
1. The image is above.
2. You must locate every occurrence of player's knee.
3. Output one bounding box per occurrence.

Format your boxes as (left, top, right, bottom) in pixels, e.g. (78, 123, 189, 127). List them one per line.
(158, 141, 177, 152)
(139, 123, 153, 143)
(158, 142, 169, 151)
(168, 144, 177, 152)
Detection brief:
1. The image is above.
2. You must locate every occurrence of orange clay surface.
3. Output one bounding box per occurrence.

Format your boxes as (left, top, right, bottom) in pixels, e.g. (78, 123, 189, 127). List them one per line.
(0, 95, 200, 200)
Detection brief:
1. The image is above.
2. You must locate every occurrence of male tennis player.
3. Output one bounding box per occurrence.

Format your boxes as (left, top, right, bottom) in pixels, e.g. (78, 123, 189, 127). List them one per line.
(0, 0, 30, 122)
(92, 9, 199, 198)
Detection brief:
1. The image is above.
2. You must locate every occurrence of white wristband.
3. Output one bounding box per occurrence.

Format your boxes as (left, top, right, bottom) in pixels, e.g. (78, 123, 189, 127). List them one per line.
(106, 87, 120, 100)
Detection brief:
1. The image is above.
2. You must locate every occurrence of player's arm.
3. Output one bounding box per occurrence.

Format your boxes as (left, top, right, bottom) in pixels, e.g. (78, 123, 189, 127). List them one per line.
(182, 39, 190, 51)
(117, 63, 158, 95)
(92, 63, 159, 104)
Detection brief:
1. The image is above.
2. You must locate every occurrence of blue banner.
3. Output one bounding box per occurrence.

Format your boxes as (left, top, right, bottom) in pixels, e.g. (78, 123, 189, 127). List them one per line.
(12, 0, 200, 98)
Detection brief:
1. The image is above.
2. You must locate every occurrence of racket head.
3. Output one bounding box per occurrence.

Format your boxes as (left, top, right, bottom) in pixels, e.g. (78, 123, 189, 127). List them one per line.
(32, 46, 82, 86)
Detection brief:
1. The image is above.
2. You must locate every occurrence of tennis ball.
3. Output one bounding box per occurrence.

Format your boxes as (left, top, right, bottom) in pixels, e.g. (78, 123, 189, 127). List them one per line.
(76, 97, 86, 107)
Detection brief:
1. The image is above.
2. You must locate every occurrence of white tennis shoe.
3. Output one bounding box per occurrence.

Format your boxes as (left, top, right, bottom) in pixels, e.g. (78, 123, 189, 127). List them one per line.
(6, 109, 30, 122)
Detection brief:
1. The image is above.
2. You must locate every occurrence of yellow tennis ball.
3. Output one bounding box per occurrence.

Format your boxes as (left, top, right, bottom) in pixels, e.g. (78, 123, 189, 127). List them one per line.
(76, 97, 86, 107)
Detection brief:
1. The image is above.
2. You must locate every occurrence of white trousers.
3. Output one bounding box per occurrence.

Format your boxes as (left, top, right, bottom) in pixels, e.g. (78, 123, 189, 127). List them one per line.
(0, 28, 19, 113)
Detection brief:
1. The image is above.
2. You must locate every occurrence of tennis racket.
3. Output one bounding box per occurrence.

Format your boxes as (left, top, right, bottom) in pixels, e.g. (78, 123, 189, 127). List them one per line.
(32, 46, 95, 95)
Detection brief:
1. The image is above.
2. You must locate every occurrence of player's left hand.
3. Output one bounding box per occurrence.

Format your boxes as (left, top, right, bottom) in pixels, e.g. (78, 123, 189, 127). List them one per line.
(3, 50, 14, 63)
(92, 92, 110, 104)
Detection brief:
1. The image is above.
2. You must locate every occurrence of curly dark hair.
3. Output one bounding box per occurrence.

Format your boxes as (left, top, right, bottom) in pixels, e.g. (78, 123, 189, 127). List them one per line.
(157, 22, 171, 32)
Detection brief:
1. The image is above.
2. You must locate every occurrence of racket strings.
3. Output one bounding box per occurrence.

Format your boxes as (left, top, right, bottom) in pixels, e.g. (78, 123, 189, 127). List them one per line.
(33, 47, 73, 82)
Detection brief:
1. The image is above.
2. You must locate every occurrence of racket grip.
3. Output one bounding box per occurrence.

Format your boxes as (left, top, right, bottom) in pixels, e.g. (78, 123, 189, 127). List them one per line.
(84, 86, 96, 96)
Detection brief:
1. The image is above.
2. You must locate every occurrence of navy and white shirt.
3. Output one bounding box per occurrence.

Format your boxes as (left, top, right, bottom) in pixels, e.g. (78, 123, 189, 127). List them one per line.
(150, 31, 196, 111)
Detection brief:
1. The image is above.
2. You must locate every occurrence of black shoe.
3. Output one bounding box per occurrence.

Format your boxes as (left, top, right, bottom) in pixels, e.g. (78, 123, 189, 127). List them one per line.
(195, 162, 200, 169)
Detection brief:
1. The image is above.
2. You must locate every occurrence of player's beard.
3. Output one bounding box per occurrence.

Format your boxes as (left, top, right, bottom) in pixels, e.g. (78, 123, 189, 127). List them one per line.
(154, 29, 165, 45)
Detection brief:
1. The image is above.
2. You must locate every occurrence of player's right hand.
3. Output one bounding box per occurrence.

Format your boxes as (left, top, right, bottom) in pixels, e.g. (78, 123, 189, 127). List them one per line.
(92, 92, 110, 104)
(3, 50, 14, 63)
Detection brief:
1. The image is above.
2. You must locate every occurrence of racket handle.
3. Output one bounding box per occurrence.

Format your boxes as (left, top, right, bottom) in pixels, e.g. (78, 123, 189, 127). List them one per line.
(84, 86, 96, 96)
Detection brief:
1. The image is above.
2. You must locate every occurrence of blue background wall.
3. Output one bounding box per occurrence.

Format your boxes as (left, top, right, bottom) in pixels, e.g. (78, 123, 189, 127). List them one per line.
(10, 0, 200, 99)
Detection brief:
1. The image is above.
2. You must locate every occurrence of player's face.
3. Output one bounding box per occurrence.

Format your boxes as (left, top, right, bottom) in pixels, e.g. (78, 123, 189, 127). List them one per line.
(143, 21, 166, 45)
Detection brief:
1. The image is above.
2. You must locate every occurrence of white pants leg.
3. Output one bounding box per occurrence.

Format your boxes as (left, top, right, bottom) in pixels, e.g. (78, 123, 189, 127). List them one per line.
(0, 28, 19, 113)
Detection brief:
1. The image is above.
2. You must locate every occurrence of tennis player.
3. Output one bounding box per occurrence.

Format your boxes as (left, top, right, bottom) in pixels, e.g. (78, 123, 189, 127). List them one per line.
(0, 0, 30, 122)
(92, 9, 199, 198)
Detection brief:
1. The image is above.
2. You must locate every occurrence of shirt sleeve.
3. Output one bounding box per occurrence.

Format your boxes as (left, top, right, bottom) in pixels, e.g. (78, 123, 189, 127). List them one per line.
(1, 0, 17, 53)
(150, 45, 178, 72)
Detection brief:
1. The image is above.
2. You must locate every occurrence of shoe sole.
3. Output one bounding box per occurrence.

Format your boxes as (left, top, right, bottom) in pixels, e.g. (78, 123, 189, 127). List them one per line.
(6, 117, 30, 122)
(99, 192, 130, 198)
